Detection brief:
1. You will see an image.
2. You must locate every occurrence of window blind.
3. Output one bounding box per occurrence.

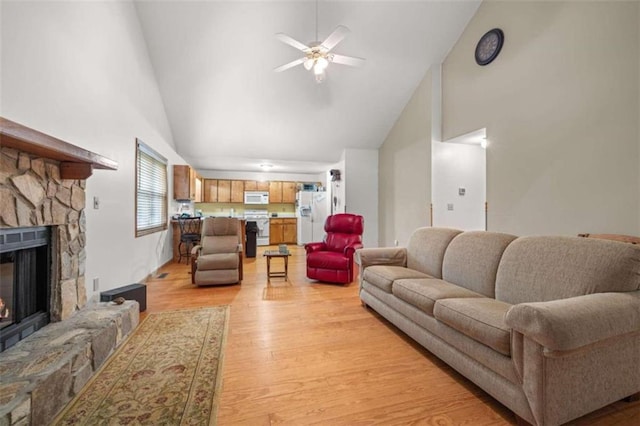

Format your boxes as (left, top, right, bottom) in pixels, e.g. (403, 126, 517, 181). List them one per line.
(136, 139, 168, 237)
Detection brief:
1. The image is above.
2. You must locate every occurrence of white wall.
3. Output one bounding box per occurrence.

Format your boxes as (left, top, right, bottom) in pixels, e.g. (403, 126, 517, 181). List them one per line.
(378, 70, 432, 247)
(432, 141, 486, 230)
(1, 1, 186, 295)
(344, 148, 379, 248)
(442, 1, 640, 236)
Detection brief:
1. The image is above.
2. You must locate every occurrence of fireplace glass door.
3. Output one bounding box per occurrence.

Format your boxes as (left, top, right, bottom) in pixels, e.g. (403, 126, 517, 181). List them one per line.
(0, 227, 51, 351)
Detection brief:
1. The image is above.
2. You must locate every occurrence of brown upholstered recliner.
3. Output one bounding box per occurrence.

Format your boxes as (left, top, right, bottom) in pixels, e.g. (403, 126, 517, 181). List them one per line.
(191, 217, 243, 285)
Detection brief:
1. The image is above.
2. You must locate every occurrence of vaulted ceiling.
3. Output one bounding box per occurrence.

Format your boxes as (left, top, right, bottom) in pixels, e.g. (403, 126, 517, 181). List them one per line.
(134, 1, 481, 173)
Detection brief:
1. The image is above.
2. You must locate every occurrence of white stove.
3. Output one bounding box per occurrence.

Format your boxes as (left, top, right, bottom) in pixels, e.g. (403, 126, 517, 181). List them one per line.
(244, 210, 269, 246)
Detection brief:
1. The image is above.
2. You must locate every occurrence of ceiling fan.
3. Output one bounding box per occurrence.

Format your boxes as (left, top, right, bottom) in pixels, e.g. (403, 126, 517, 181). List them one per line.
(274, 1, 365, 83)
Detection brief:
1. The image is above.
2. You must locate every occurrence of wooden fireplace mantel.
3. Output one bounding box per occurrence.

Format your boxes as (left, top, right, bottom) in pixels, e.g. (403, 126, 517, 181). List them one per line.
(0, 117, 118, 179)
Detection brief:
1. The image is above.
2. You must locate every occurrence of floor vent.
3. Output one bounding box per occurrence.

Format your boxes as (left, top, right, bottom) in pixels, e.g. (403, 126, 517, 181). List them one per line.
(157, 273, 168, 279)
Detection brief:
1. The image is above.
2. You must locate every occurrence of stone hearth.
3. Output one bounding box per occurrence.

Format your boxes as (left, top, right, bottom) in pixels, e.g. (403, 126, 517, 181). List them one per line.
(0, 301, 139, 424)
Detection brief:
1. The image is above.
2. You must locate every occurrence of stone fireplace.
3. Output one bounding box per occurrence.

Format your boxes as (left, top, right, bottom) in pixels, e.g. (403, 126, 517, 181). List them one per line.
(0, 117, 140, 425)
(0, 146, 90, 349)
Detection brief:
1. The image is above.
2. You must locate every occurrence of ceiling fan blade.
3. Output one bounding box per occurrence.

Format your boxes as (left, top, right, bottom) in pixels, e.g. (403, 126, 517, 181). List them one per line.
(320, 25, 350, 51)
(274, 58, 306, 72)
(329, 54, 366, 68)
(275, 33, 310, 52)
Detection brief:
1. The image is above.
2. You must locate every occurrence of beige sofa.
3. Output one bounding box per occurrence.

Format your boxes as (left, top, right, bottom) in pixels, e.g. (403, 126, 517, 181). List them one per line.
(355, 227, 640, 426)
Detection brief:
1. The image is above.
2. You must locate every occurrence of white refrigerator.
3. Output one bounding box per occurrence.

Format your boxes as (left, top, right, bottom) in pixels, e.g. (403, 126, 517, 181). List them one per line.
(296, 191, 329, 245)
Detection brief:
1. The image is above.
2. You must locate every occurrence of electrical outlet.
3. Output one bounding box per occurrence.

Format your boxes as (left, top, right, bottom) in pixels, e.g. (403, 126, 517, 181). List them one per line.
(447, 203, 454, 211)
(93, 277, 99, 291)
(93, 196, 100, 209)
(394, 239, 399, 246)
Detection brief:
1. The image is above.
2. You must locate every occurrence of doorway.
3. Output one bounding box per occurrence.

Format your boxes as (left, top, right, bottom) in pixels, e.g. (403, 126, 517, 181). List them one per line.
(431, 128, 487, 231)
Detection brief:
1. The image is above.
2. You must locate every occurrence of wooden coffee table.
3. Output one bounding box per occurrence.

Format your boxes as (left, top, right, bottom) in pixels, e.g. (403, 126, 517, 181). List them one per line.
(263, 250, 291, 280)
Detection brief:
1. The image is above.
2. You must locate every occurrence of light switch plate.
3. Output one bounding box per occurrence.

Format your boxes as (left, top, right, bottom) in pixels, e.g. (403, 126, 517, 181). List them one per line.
(93, 196, 100, 209)
(458, 188, 466, 196)
(447, 203, 454, 211)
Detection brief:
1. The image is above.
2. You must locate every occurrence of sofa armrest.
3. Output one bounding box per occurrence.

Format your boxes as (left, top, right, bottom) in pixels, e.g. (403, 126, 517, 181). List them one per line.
(305, 242, 326, 253)
(191, 244, 202, 256)
(505, 291, 640, 352)
(355, 247, 407, 270)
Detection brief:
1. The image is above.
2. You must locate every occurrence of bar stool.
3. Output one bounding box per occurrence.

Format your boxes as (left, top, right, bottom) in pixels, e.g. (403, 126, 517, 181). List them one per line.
(178, 217, 202, 264)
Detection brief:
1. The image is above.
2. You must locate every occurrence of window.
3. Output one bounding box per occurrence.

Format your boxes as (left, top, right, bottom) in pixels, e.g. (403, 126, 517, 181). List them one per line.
(135, 139, 168, 237)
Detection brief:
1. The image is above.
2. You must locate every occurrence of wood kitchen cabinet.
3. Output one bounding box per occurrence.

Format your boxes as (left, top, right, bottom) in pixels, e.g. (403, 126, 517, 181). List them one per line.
(231, 180, 244, 203)
(173, 165, 202, 201)
(244, 181, 269, 191)
(267, 181, 297, 204)
(269, 181, 283, 203)
(282, 219, 297, 243)
(282, 182, 297, 203)
(217, 180, 231, 203)
(203, 179, 218, 202)
(194, 174, 203, 202)
(269, 218, 297, 244)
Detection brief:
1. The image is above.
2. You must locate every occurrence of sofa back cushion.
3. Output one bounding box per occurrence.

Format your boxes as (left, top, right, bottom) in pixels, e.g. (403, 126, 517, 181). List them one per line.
(442, 231, 517, 297)
(495, 236, 640, 304)
(406, 227, 462, 278)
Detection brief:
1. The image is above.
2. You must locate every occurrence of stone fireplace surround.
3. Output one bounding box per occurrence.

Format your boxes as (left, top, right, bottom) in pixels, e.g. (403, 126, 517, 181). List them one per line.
(1, 146, 88, 322)
(0, 119, 139, 425)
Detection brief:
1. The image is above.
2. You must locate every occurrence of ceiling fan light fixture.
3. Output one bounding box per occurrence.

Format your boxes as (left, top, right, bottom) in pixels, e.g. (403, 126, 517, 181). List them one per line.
(314, 69, 326, 83)
(303, 58, 314, 70)
(274, 0, 365, 82)
(314, 57, 329, 73)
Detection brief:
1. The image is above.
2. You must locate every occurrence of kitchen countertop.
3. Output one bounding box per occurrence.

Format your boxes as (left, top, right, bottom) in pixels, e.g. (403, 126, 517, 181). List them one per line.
(199, 213, 297, 219)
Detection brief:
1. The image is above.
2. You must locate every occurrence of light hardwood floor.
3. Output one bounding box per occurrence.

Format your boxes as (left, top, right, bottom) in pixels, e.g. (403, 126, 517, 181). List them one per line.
(143, 245, 640, 425)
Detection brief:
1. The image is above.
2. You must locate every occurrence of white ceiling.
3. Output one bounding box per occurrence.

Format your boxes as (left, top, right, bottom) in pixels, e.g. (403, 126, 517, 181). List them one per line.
(134, 0, 481, 174)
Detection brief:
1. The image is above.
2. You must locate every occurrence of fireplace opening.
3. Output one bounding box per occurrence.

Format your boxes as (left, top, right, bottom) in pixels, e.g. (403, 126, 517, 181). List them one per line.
(0, 226, 51, 352)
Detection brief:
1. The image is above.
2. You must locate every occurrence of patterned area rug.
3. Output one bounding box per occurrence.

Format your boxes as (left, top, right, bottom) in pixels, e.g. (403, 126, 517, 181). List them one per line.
(53, 306, 229, 425)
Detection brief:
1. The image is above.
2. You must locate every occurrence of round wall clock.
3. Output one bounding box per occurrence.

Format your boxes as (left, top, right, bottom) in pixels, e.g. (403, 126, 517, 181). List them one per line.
(475, 28, 504, 66)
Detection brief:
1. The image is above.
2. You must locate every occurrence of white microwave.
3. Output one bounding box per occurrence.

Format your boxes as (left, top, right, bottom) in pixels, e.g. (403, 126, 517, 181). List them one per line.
(244, 191, 269, 204)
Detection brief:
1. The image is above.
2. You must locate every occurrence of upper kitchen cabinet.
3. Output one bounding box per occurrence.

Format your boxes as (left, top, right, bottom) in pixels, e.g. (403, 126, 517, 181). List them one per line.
(203, 179, 218, 202)
(231, 180, 244, 203)
(245, 180, 269, 191)
(217, 180, 232, 203)
(268, 181, 297, 204)
(269, 181, 283, 203)
(282, 182, 297, 203)
(173, 165, 202, 201)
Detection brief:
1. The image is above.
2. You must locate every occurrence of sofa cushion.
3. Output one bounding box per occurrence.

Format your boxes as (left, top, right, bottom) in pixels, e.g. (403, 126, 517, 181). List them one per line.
(434, 298, 513, 356)
(495, 236, 640, 304)
(406, 227, 462, 278)
(393, 279, 485, 316)
(362, 266, 431, 293)
(307, 251, 349, 270)
(442, 231, 517, 297)
(197, 253, 239, 270)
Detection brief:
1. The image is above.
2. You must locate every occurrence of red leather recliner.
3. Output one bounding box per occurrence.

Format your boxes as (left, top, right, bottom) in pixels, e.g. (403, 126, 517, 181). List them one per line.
(305, 213, 364, 284)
